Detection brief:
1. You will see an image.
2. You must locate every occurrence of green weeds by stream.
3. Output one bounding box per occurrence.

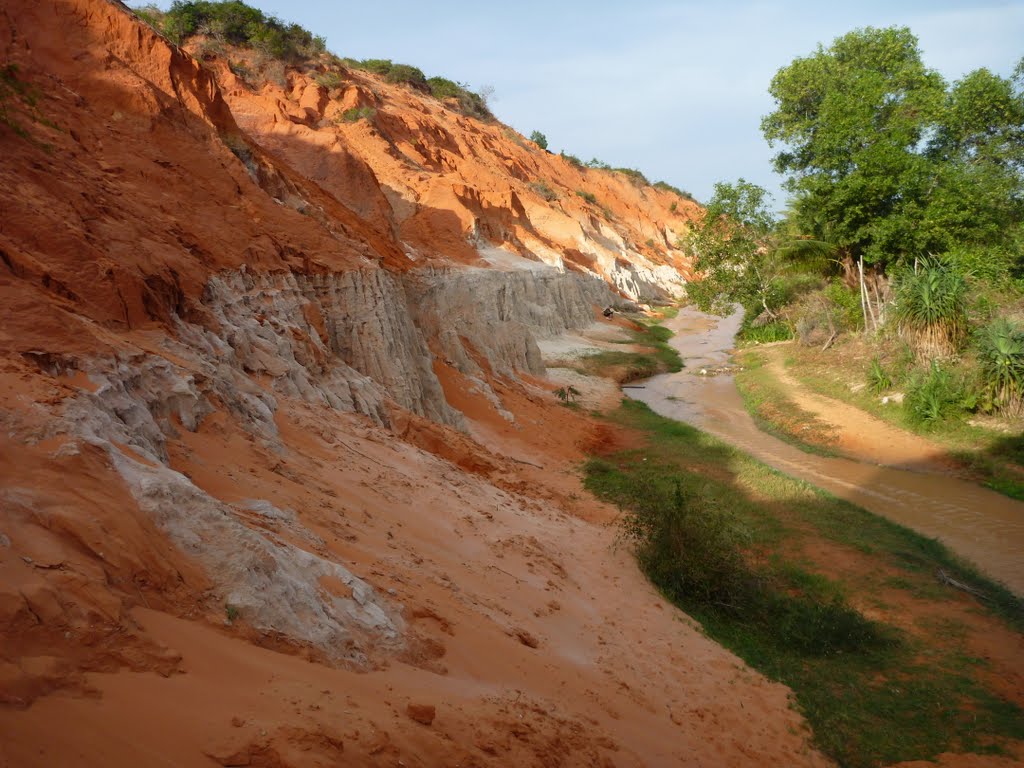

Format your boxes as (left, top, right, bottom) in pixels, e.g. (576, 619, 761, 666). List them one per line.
(585, 398, 1024, 767)
(733, 350, 841, 458)
(574, 313, 683, 383)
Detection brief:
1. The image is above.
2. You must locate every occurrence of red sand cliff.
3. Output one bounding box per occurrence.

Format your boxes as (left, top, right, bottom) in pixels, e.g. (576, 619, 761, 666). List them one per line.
(0, 1, 837, 765)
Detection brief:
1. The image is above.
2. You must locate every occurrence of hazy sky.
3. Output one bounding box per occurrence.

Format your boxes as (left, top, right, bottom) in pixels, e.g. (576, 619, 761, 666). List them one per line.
(162, 1, 1024, 206)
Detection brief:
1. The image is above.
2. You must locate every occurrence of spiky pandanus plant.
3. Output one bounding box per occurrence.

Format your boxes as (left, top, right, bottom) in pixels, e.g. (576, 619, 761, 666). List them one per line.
(893, 262, 966, 361)
(976, 318, 1024, 416)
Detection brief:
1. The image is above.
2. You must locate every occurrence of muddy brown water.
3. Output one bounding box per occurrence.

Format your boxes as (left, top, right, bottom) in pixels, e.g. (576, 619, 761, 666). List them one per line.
(627, 306, 1024, 596)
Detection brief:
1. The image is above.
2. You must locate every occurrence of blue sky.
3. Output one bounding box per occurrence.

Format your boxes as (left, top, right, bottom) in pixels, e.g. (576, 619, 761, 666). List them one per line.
(161, 1, 1024, 207)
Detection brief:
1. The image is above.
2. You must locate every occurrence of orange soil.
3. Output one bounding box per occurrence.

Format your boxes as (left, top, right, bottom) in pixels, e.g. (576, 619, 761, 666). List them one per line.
(0, 1, 971, 766)
(761, 345, 963, 474)
(0, 360, 832, 766)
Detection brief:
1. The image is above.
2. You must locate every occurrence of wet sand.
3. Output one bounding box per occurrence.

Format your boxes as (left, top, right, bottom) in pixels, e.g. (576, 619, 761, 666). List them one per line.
(628, 306, 1024, 596)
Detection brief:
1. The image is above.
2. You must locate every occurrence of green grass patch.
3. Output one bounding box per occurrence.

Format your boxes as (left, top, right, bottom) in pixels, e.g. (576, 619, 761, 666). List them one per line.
(734, 350, 840, 458)
(739, 319, 794, 344)
(584, 398, 1024, 767)
(577, 312, 683, 383)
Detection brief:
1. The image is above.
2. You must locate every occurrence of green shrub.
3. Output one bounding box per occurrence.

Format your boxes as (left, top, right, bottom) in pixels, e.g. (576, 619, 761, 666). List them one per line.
(529, 130, 548, 150)
(945, 244, 1021, 288)
(339, 106, 375, 123)
(976, 317, 1024, 415)
(424, 76, 493, 120)
(824, 279, 863, 331)
(904, 362, 972, 425)
(228, 59, 252, 80)
(314, 70, 343, 89)
(355, 58, 393, 75)
(384, 63, 428, 91)
(575, 189, 597, 204)
(560, 151, 584, 169)
(159, 1, 325, 62)
(426, 76, 460, 99)
(741, 320, 793, 343)
(0, 63, 49, 140)
(586, 463, 891, 655)
(894, 260, 967, 360)
(669, 201, 678, 213)
(194, 37, 225, 59)
(868, 357, 893, 393)
(586, 157, 611, 170)
(613, 167, 649, 185)
(132, 3, 164, 26)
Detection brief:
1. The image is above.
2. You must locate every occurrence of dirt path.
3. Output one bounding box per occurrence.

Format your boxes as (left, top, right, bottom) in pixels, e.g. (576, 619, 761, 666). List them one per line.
(761, 344, 962, 474)
(628, 306, 1024, 596)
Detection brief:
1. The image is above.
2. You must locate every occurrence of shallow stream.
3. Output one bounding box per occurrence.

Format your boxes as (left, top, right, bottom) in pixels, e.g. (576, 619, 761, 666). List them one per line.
(627, 306, 1024, 595)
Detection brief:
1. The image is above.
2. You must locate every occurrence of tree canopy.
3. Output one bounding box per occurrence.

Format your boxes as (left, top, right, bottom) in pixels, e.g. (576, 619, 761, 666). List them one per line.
(762, 26, 1024, 272)
(686, 179, 783, 317)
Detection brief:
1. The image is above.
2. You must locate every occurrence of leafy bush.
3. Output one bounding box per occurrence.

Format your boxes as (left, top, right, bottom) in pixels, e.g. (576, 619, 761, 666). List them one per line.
(823, 279, 863, 331)
(976, 317, 1024, 415)
(560, 151, 584, 169)
(575, 189, 597, 204)
(227, 59, 251, 80)
(133, 3, 164, 26)
(554, 385, 581, 404)
(423, 76, 493, 119)
(384, 63, 428, 91)
(945, 244, 1022, 288)
(529, 130, 548, 150)
(354, 58, 393, 75)
(894, 260, 967, 360)
(904, 362, 972, 425)
(585, 157, 611, 170)
(338, 106, 375, 123)
(426, 76, 461, 99)
(158, 1, 325, 62)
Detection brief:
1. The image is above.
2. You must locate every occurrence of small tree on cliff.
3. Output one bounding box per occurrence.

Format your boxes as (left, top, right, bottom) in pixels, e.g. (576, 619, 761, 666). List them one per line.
(530, 131, 548, 150)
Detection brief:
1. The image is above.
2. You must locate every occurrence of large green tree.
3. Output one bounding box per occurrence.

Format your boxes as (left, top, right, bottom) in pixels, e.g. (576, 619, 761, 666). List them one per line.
(763, 27, 1024, 272)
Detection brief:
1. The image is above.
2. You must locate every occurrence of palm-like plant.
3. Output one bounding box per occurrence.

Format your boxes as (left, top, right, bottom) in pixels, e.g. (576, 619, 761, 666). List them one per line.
(976, 318, 1024, 415)
(893, 261, 966, 360)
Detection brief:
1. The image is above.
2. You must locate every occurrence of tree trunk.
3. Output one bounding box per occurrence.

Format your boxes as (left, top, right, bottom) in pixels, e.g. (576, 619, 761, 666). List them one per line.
(857, 256, 870, 333)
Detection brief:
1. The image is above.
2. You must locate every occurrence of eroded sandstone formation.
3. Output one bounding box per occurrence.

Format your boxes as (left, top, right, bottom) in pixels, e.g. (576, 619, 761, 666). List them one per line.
(0, 2, 833, 765)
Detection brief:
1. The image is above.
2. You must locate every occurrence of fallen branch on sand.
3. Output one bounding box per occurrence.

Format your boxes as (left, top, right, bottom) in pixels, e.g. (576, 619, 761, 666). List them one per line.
(936, 569, 989, 601)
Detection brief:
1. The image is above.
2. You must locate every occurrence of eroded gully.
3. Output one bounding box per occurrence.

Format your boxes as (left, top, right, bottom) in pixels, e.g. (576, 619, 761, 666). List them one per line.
(627, 305, 1024, 595)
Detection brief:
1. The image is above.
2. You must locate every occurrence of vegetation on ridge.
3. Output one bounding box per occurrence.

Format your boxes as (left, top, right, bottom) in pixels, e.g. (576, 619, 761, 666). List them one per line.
(138, 1, 326, 61)
(132, 1, 494, 120)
